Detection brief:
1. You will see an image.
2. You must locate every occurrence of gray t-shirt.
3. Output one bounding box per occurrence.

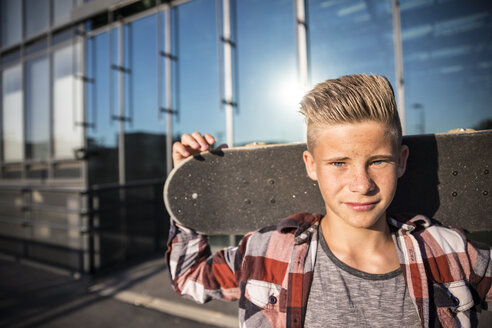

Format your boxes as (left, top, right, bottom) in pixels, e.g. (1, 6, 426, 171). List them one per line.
(304, 229, 421, 327)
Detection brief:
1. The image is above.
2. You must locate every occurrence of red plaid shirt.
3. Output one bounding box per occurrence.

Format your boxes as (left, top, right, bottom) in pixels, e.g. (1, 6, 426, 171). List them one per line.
(166, 212, 491, 327)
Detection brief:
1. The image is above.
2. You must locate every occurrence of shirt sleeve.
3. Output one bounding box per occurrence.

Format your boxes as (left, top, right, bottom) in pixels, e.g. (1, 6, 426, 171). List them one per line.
(466, 238, 492, 311)
(165, 218, 243, 303)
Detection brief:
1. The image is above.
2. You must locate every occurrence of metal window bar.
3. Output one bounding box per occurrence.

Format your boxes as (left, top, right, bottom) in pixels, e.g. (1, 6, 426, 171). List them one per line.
(117, 20, 125, 184)
(165, 5, 173, 174)
(108, 11, 114, 127)
(128, 22, 133, 128)
(222, 0, 234, 147)
(232, 0, 240, 117)
(109, 21, 132, 124)
(21, 49, 26, 180)
(215, 0, 223, 115)
(294, 0, 309, 140)
(294, 0, 309, 92)
(156, 1, 162, 121)
(175, 7, 180, 125)
(74, 28, 96, 129)
(72, 28, 78, 132)
(392, 0, 405, 135)
(217, 0, 239, 113)
(48, 26, 54, 177)
(91, 35, 97, 131)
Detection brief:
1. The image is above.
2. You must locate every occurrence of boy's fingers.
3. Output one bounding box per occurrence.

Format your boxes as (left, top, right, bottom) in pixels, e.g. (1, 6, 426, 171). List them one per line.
(181, 133, 200, 149)
(191, 131, 210, 151)
(173, 142, 190, 158)
(172, 133, 218, 167)
(204, 134, 216, 146)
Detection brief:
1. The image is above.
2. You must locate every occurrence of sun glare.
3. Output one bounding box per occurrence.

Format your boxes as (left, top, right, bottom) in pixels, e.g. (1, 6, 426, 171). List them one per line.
(276, 79, 305, 109)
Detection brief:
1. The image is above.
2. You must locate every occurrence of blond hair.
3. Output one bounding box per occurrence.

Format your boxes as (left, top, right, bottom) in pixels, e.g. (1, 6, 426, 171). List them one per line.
(299, 74, 402, 151)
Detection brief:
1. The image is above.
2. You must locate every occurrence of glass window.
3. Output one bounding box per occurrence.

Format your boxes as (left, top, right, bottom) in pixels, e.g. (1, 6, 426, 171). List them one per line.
(400, 0, 492, 134)
(25, 56, 50, 161)
(53, 0, 73, 26)
(235, 0, 301, 145)
(1, 49, 21, 66)
(25, 37, 48, 56)
(2, 65, 23, 162)
(53, 42, 83, 159)
(86, 32, 119, 184)
(1, 0, 22, 47)
(172, 0, 224, 145)
(124, 14, 167, 181)
(308, 0, 396, 85)
(53, 28, 75, 46)
(25, 0, 50, 38)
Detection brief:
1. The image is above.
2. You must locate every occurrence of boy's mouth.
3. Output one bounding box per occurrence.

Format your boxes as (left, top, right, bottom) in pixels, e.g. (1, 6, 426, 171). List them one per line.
(344, 202, 378, 211)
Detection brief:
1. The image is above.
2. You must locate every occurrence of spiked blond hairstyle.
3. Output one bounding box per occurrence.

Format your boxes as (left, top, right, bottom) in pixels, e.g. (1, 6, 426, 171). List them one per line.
(299, 74, 402, 152)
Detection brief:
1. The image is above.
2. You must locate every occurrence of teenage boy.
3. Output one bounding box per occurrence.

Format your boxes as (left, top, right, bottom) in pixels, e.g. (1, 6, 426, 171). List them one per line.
(167, 74, 491, 327)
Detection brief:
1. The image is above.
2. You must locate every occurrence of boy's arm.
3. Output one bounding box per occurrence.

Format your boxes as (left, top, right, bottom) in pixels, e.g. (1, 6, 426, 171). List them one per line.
(165, 219, 242, 303)
(166, 132, 242, 302)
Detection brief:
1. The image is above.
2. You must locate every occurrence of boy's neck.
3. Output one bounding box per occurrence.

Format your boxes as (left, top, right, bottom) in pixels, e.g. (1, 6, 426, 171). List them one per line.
(320, 214, 400, 274)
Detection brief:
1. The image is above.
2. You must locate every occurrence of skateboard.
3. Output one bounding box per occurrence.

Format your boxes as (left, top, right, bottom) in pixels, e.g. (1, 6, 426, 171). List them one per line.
(164, 131, 491, 235)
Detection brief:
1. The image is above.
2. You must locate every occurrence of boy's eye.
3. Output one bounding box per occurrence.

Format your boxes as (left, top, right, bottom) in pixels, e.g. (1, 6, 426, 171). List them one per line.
(371, 159, 392, 167)
(331, 162, 345, 167)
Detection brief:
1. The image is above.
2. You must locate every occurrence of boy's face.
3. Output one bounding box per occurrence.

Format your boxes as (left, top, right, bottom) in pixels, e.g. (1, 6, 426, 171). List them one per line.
(303, 121, 409, 230)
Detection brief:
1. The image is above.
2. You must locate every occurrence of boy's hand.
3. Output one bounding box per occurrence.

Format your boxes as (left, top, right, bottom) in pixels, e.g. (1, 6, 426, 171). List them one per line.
(172, 132, 216, 167)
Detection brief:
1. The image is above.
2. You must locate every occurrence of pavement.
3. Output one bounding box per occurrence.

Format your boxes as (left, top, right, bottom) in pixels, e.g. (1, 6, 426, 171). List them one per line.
(0, 253, 238, 328)
(2, 253, 491, 328)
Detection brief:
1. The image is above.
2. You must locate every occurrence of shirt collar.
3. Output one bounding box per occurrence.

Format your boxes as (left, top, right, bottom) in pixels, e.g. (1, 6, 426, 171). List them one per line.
(277, 213, 431, 244)
(388, 214, 432, 233)
(277, 212, 323, 244)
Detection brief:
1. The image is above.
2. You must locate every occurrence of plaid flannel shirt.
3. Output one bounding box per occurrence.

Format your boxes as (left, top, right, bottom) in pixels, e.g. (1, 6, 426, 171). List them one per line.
(166, 212, 492, 327)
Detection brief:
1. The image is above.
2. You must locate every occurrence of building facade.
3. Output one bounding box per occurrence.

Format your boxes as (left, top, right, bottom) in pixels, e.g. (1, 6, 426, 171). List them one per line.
(0, 0, 491, 272)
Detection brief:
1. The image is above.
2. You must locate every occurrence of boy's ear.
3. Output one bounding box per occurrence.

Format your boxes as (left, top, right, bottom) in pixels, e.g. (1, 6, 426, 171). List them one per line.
(397, 145, 409, 178)
(303, 150, 318, 181)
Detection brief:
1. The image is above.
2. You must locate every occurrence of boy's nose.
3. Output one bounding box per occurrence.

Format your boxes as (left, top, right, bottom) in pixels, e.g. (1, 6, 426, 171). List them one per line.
(349, 171, 375, 194)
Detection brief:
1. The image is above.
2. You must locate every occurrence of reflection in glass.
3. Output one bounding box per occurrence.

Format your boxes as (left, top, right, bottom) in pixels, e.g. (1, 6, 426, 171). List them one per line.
(400, 0, 492, 134)
(172, 0, 224, 146)
(124, 14, 166, 181)
(53, 29, 75, 46)
(53, 43, 83, 159)
(26, 56, 50, 160)
(2, 65, 23, 162)
(25, 38, 48, 56)
(53, 0, 74, 25)
(1, 0, 22, 47)
(86, 32, 119, 184)
(25, 0, 50, 38)
(235, 0, 301, 145)
(308, 0, 396, 85)
(1, 49, 21, 66)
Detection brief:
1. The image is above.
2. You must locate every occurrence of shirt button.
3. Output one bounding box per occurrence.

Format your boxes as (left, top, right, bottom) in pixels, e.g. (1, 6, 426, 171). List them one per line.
(268, 295, 277, 304)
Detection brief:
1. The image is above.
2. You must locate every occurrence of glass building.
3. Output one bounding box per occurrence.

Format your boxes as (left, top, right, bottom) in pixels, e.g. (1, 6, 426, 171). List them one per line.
(0, 0, 491, 272)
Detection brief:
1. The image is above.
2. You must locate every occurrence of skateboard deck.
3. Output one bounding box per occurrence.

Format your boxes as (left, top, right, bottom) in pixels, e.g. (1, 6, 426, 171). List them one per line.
(164, 131, 491, 235)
